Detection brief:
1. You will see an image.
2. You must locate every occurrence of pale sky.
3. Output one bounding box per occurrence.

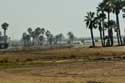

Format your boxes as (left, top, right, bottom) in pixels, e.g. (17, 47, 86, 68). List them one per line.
(0, 0, 125, 40)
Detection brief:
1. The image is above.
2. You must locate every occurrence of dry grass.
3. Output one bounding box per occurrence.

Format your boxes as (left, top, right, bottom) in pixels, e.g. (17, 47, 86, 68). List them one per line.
(0, 47, 125, 63)
(0, 47, 124, 83)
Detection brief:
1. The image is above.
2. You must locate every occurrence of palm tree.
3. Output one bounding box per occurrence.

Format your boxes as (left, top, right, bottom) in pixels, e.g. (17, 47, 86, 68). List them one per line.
(99, 0, 115, 46)
(55, 33, 64, 44)
(95, 12, 106, 46)
(48, 34, 53, 45)
(84, 12, 97, 47)
(112, 0, 125, 45)
(1, 22, 9, 43)
(97, 3, 106, 46)
(58, 33, 63, 44)
(45, 30, 51, 45)
(35, 27, 42, 45)
(26, 34, 31, 46)
(27, 27, 32, 45)
(102, 0, 113, 46)
(1, 23, 9, 36)
(39, 35, 44, 45)
(41, 28, 45, 35)
(67, 32, 74, 44)
(40, 28, 45, 45)
(31, 31, 36, 45)
(22, 32, 27, 47)
(103, 20, 116, 46)
(27, 27, 32, 35)
(108, 20, 116, 46)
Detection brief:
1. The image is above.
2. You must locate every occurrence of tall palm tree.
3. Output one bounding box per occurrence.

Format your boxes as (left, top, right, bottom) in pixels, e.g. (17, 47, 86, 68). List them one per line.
(108, 20, 116, 46)
(45, 30, 51, 45)
(84, 12, 97, 47)
(1, 23, 9, 36)
(26, 34, 31, 46)
(39, 28, 45, 45)
(31, 31, 36, 45)
(48, 34, 53, 45)
(22, 32, 27, 47)
(27, 27, 32, 45)
(112, 0, 125, 45)
(1, 22, 9, 43)
(35, 27, 42, 45)
(97, 3, 106, 46)
(102, 0, 113, 45)
(39, 35, 44, 45)
(95, 15, 104, 46)
(95, 11, 106, 46)
(27, 27, 32, 35)
(41, 28, 45, 35)
(103, 20, 116, 46)
(58, 33, 63, 44)
(67, 32, 74, 44)
(55, 33, 64, 44)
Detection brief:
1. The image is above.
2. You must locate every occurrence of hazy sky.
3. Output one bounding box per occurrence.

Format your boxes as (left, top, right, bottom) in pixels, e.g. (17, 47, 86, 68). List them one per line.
(0, 0, 125, 40)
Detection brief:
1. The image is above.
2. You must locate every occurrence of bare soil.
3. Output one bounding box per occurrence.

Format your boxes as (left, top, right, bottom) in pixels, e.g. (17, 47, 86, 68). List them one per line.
(0, 47, 125, 83)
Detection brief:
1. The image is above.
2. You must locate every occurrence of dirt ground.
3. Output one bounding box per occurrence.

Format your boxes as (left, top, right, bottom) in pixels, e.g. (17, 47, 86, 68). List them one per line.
(0, 61, 124, 83)
(0, 47, 125, 83)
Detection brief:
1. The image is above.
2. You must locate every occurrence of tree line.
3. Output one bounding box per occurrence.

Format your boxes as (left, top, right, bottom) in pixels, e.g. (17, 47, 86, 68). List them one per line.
(85, 0, 125, 47)
(22, 27, 75, 47)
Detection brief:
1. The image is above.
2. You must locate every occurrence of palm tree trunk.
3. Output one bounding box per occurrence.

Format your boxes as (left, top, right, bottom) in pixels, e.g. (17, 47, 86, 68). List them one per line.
(116, 13, 122, 45)
(116, 32, 119, 45)
(4, 30, 7, 44)
(99, 29, 103, 46)
(107, 12, 111, 46)
(24, 40, 26, 47)
(110, 30, 114, 46)
(102, 20, 105, 46)
(90, 28, 95, 47)
(32, 38, 35, 46)
(102, 11, 105, 46)
(102, 27, 105, 46)
(99, 22, 103, 46)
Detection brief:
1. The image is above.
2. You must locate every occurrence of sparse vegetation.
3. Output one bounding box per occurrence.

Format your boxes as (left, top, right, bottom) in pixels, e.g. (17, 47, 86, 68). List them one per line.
(87, 81, 104, 83)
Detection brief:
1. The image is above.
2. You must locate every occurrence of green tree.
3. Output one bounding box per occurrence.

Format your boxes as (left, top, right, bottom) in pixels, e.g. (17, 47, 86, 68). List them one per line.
(27, 27, 32, 35)
(97, 3, 106, 46)
(55, 33, 64, 44)
(39, 35, 44, 45)
(39, 28, 45, 45)
(22, 32, 27, 47)
(84, 12, 97, 47)
(35, 27, 42, 45)
(67, 32, 74, 44)
(45, 30, 51, 45)
(31, 31, 36, 45)
(103, 20, 116, 46)
(103, 0, 113, 45)
(27, 27, 32, 46)
(95, 12, 106, 46)
(112, 0, 125, 45)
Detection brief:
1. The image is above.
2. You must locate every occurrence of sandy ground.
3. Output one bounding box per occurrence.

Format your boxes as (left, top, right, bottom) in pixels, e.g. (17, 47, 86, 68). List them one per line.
(0, 47, 125, 83)
(0, 61, 124, 83)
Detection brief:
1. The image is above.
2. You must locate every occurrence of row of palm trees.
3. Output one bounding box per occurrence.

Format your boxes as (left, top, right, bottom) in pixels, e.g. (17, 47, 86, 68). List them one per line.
(85, 0, 125, 47)
(22, 27, 75, 46)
